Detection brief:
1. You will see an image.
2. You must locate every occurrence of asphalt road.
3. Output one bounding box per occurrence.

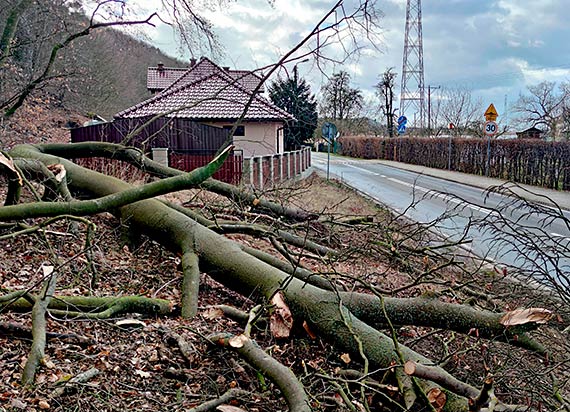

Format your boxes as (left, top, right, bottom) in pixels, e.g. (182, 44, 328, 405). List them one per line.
(311, 151, 570, 287)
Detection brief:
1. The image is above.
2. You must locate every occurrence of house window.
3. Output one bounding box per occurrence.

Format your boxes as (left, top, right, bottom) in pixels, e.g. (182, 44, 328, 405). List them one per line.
(223, 125, 245, 136)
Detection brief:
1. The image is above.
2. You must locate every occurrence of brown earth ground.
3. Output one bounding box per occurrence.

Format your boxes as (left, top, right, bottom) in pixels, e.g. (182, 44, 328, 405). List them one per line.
(0, 145, 569, 411)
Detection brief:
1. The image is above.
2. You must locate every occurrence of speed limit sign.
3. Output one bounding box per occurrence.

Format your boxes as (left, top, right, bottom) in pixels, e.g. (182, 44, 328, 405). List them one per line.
(484, 121, 498, 136)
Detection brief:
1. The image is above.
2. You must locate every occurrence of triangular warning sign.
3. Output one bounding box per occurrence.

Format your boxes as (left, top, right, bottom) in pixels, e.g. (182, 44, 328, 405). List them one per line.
(484, 103, 498, 121)
(485, 104, 498, 116)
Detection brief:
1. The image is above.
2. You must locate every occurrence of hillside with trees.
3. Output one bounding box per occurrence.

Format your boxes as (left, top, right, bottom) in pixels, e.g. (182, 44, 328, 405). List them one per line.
(0, 0, 183, 145)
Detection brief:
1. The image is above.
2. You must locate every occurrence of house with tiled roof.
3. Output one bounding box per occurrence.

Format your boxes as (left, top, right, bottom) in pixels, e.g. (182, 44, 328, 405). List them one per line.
(147, 58, 265, 95)
(119, 57, 289, 157)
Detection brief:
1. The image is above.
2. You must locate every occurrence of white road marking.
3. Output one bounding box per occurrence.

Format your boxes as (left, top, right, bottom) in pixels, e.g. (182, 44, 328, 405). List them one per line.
(318, 159, 497, 217)
(343, 163, 380, 176)
(386, 177, 498, 216)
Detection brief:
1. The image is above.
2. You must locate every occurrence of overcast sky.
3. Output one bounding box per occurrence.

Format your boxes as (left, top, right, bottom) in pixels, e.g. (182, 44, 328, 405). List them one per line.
(132, 0, 570, 127)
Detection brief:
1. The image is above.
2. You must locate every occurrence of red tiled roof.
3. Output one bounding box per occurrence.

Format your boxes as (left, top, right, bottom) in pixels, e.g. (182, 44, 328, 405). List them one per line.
(147, 57, 264, 94)
(228, 70, 264, 94)
(147, 66, 187, 91)
(117, 71, 292, 121)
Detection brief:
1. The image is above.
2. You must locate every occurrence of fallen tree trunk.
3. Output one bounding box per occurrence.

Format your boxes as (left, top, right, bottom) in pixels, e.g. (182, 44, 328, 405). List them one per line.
(8, 143, 545, 411)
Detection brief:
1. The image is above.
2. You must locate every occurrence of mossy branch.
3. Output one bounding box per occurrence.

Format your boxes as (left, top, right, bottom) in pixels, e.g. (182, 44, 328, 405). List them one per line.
(1, 294, 172, 319)
(31, 141, 316, 221)
(22, 272, 57, 385)
(209, 333, 311, 412)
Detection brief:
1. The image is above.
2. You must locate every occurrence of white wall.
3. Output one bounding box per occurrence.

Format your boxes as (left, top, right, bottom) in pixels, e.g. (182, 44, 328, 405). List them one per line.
(206, 121, 284, 157)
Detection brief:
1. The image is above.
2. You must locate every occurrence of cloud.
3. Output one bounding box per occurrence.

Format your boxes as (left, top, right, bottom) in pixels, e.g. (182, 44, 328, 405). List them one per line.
(126, 0, 570, 126)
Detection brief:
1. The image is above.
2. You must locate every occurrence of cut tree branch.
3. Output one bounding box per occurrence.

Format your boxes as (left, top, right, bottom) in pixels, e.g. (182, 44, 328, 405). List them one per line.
(209, 332, 311, 412)
(22, 271, 57, 385)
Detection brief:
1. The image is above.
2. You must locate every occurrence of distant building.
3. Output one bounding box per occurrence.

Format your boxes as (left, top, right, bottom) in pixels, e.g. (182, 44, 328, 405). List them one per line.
(516, 127, 543, 139)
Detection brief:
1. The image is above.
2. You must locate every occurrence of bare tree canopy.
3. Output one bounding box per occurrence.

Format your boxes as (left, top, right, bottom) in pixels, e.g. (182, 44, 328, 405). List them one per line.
(320, 70, 364, 121)
(513, 80, 570, 140)
(375, 67, 397, 137)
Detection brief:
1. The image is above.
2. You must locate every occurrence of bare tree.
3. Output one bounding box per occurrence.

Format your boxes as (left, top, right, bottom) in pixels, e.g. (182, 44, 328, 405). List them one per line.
(438, 86, 483, 137)
(375, 67, 397, 137)
(513, 80, 570, 140)
(320, 70, 364, 121)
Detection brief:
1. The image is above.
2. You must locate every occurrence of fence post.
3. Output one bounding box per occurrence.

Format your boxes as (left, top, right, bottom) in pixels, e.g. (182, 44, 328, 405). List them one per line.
(269, 155, 275, 186)
(152, 148, 169, 167)
(293, 151, 297, 176)
(257, 157, 264, 190)
(279, 153, 284, 182)
(248, 157, 254, 186)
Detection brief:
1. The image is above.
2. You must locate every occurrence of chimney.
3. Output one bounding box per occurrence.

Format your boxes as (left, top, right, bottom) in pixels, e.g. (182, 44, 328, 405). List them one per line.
(223, 66, 230, 72)
(157, 62, 165, 75)
(190, 58, 196, 67)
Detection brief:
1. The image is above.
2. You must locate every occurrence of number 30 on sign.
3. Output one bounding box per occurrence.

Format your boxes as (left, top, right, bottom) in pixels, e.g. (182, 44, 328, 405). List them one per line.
(484, 121, 498, 136)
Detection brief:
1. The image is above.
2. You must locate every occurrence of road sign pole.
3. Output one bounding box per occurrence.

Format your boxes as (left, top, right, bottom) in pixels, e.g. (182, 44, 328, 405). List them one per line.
(327, 138, 330, 180)
(321, 122, 337, 181)
(483, 105, 499, 177)
(486, 134, 491, 177)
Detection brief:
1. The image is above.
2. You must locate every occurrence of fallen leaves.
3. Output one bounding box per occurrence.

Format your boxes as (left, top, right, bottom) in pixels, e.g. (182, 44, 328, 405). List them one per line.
(134, 369, 151, 378)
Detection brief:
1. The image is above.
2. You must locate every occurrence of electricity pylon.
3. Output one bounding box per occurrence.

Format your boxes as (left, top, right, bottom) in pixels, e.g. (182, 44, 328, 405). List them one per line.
(400, 0, 425, 129)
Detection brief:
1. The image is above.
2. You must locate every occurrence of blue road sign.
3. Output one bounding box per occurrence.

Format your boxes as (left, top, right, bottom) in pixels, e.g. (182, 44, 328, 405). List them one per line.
(397, 115, 408, 134)
(321, 122, 338, 143)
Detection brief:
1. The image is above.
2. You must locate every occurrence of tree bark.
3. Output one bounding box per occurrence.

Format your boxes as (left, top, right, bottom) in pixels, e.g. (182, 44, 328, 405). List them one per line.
(22, 273, 57, 385)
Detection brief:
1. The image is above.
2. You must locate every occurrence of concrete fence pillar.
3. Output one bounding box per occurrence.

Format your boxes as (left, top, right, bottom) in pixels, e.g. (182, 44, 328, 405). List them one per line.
(279, 154, 284, 182)
(293, 150, 298, 176)
(257, 156, 264, 190)
(269, 154, 275, 187)
(248, 157, 254, 186)
(152, 148, 169, 167)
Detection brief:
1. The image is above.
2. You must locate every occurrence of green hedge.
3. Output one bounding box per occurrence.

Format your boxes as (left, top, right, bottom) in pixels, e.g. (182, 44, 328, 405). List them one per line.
(338, 136, 570, 190)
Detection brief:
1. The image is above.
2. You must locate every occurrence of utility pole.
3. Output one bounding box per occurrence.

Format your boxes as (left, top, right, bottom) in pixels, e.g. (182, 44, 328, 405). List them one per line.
(427, 85, 440, 136)
(400, 0, 425, 130)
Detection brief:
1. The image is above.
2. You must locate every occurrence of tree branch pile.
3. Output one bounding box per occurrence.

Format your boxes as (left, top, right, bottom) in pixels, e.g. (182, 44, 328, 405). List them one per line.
(0, 142, 567, 411)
